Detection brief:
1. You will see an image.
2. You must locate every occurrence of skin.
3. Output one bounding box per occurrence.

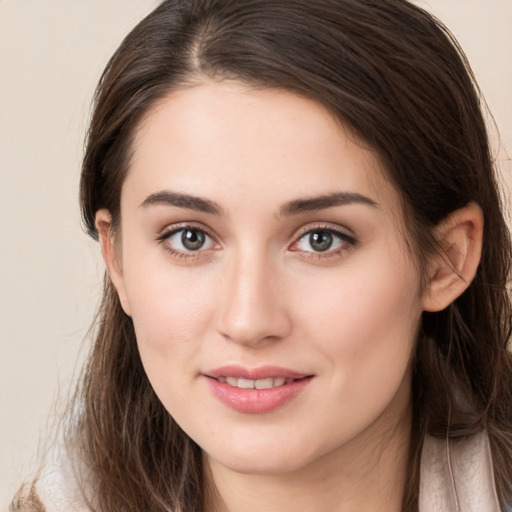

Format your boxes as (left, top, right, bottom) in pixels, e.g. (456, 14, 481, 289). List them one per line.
(96, 80, 483, 511)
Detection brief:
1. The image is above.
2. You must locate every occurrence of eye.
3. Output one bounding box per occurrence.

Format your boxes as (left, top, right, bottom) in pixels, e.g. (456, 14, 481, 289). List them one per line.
(159, 227, 217, 254)
(292, 227, 356, 255)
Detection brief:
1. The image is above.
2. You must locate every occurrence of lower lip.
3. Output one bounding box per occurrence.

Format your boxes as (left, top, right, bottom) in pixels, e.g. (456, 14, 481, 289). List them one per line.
(205, 377, 312, 414)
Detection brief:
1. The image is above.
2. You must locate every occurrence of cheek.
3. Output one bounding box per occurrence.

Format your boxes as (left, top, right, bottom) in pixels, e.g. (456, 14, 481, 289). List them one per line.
(121, 255, 219, 385)
(123, 268, 220, 426)
(298, 256, 421, 342)
(296, 255, 421, 405)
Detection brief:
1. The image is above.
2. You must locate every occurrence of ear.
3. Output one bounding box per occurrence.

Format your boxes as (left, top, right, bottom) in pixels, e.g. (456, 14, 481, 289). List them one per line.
(422, 202, 484, 312)
(95, 209, 132, 317)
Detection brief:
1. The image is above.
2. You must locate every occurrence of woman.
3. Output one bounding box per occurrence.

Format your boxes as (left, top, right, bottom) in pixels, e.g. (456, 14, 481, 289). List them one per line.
(13, 0, 512, 510)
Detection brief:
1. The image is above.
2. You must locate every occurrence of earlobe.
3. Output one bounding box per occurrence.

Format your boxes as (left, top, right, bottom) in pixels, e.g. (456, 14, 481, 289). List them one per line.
(422, 202, 484, 312)
(95, 209, 132, 317)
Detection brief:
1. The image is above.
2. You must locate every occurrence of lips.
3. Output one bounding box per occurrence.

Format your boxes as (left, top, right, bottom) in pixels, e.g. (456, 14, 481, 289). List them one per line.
(206, 364, 310, 381)
(204, 365, 313, 414)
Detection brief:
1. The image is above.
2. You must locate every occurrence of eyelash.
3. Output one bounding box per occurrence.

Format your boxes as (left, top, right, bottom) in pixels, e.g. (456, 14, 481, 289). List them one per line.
(156, 223, 357, 260)
(156, 224, 218, 260)
(289, 225, 358, 259)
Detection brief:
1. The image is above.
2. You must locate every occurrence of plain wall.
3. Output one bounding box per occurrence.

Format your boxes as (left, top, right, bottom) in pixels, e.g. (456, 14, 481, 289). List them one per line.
(0, 1, 159, 505)
(1, 0, 511, 507)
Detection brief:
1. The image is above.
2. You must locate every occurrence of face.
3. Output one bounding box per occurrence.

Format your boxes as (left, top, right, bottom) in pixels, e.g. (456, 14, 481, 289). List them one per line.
(103, 81, 427, 476)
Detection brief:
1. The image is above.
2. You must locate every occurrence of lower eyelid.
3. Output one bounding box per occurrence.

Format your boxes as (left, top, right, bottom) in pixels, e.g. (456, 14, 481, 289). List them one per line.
(162, 245, 197, 260)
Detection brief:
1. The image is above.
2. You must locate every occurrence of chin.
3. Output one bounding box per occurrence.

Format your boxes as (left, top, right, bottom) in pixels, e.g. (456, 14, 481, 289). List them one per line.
(208, 451, 310, 476)
(201, 433, 324, 476)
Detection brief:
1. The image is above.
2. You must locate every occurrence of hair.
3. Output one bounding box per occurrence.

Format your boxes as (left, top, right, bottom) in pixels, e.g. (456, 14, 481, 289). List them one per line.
(13, 0, 512, 511)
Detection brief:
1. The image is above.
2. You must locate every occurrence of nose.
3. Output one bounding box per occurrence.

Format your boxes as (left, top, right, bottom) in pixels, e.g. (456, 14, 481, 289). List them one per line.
(216, 251, 292, 347)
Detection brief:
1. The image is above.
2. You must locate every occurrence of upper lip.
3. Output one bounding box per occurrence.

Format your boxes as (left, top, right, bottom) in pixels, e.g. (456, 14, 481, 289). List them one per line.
(205, 365, 312, 380)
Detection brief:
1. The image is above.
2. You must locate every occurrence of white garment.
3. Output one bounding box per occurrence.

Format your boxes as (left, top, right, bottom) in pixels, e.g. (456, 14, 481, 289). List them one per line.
(36, 432, 503, 511)
(35, 442, 89, 512)
(419, 432, 501, 512)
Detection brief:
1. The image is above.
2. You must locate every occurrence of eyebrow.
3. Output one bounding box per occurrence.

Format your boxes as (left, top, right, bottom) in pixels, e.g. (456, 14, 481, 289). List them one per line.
(139, 190, 377, 217)
(140, 191, 223, 215)
(280, 192, 378, 216)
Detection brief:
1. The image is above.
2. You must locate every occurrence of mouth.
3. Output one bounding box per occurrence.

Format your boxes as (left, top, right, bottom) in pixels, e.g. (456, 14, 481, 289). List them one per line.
(215, 376, 295, 389)
(204, 365, 313, 413)
(205, 364, 311, 382)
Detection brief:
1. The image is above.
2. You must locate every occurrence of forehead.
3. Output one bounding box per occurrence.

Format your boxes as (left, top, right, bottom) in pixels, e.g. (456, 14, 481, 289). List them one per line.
(125, 80, 400, 216)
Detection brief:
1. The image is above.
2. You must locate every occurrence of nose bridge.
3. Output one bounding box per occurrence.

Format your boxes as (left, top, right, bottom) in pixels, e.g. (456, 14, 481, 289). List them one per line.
(216, 244, 290, 346)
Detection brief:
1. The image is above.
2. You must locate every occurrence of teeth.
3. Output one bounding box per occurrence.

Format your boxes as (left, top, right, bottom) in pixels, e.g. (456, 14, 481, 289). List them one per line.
(221, 376, 291, 389)
(238, 378, 255, 389)
(226, 376, 239, 387)
(255, 378, 274, 389)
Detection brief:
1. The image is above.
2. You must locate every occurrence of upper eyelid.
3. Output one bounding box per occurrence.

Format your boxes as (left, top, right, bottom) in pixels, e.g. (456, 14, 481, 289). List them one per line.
(292, 223, 355, 240)
(158, 222, 213, 238)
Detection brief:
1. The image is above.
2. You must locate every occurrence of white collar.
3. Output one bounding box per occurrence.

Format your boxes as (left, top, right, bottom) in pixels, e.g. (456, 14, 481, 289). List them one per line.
(419, 431, 501, 511)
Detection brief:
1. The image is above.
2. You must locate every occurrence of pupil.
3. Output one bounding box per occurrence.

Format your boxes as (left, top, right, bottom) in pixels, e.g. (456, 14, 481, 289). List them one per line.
(310, 231, 333, 252)
(182, 230, 205, 250)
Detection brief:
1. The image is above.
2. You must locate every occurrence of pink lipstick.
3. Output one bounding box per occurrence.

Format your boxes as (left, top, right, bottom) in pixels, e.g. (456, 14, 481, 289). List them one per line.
(204, 365, 313, 414)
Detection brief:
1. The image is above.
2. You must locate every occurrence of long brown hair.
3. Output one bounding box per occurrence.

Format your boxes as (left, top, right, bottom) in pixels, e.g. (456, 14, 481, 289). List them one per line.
(14, 1, 512, 510)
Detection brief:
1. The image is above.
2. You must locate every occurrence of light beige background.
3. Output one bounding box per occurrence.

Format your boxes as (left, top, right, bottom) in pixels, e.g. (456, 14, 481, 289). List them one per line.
(0, 0, 511, 507)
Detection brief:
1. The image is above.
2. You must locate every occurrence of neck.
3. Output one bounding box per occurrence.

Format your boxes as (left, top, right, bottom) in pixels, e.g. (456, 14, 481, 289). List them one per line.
(204, 396, 412, 512)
